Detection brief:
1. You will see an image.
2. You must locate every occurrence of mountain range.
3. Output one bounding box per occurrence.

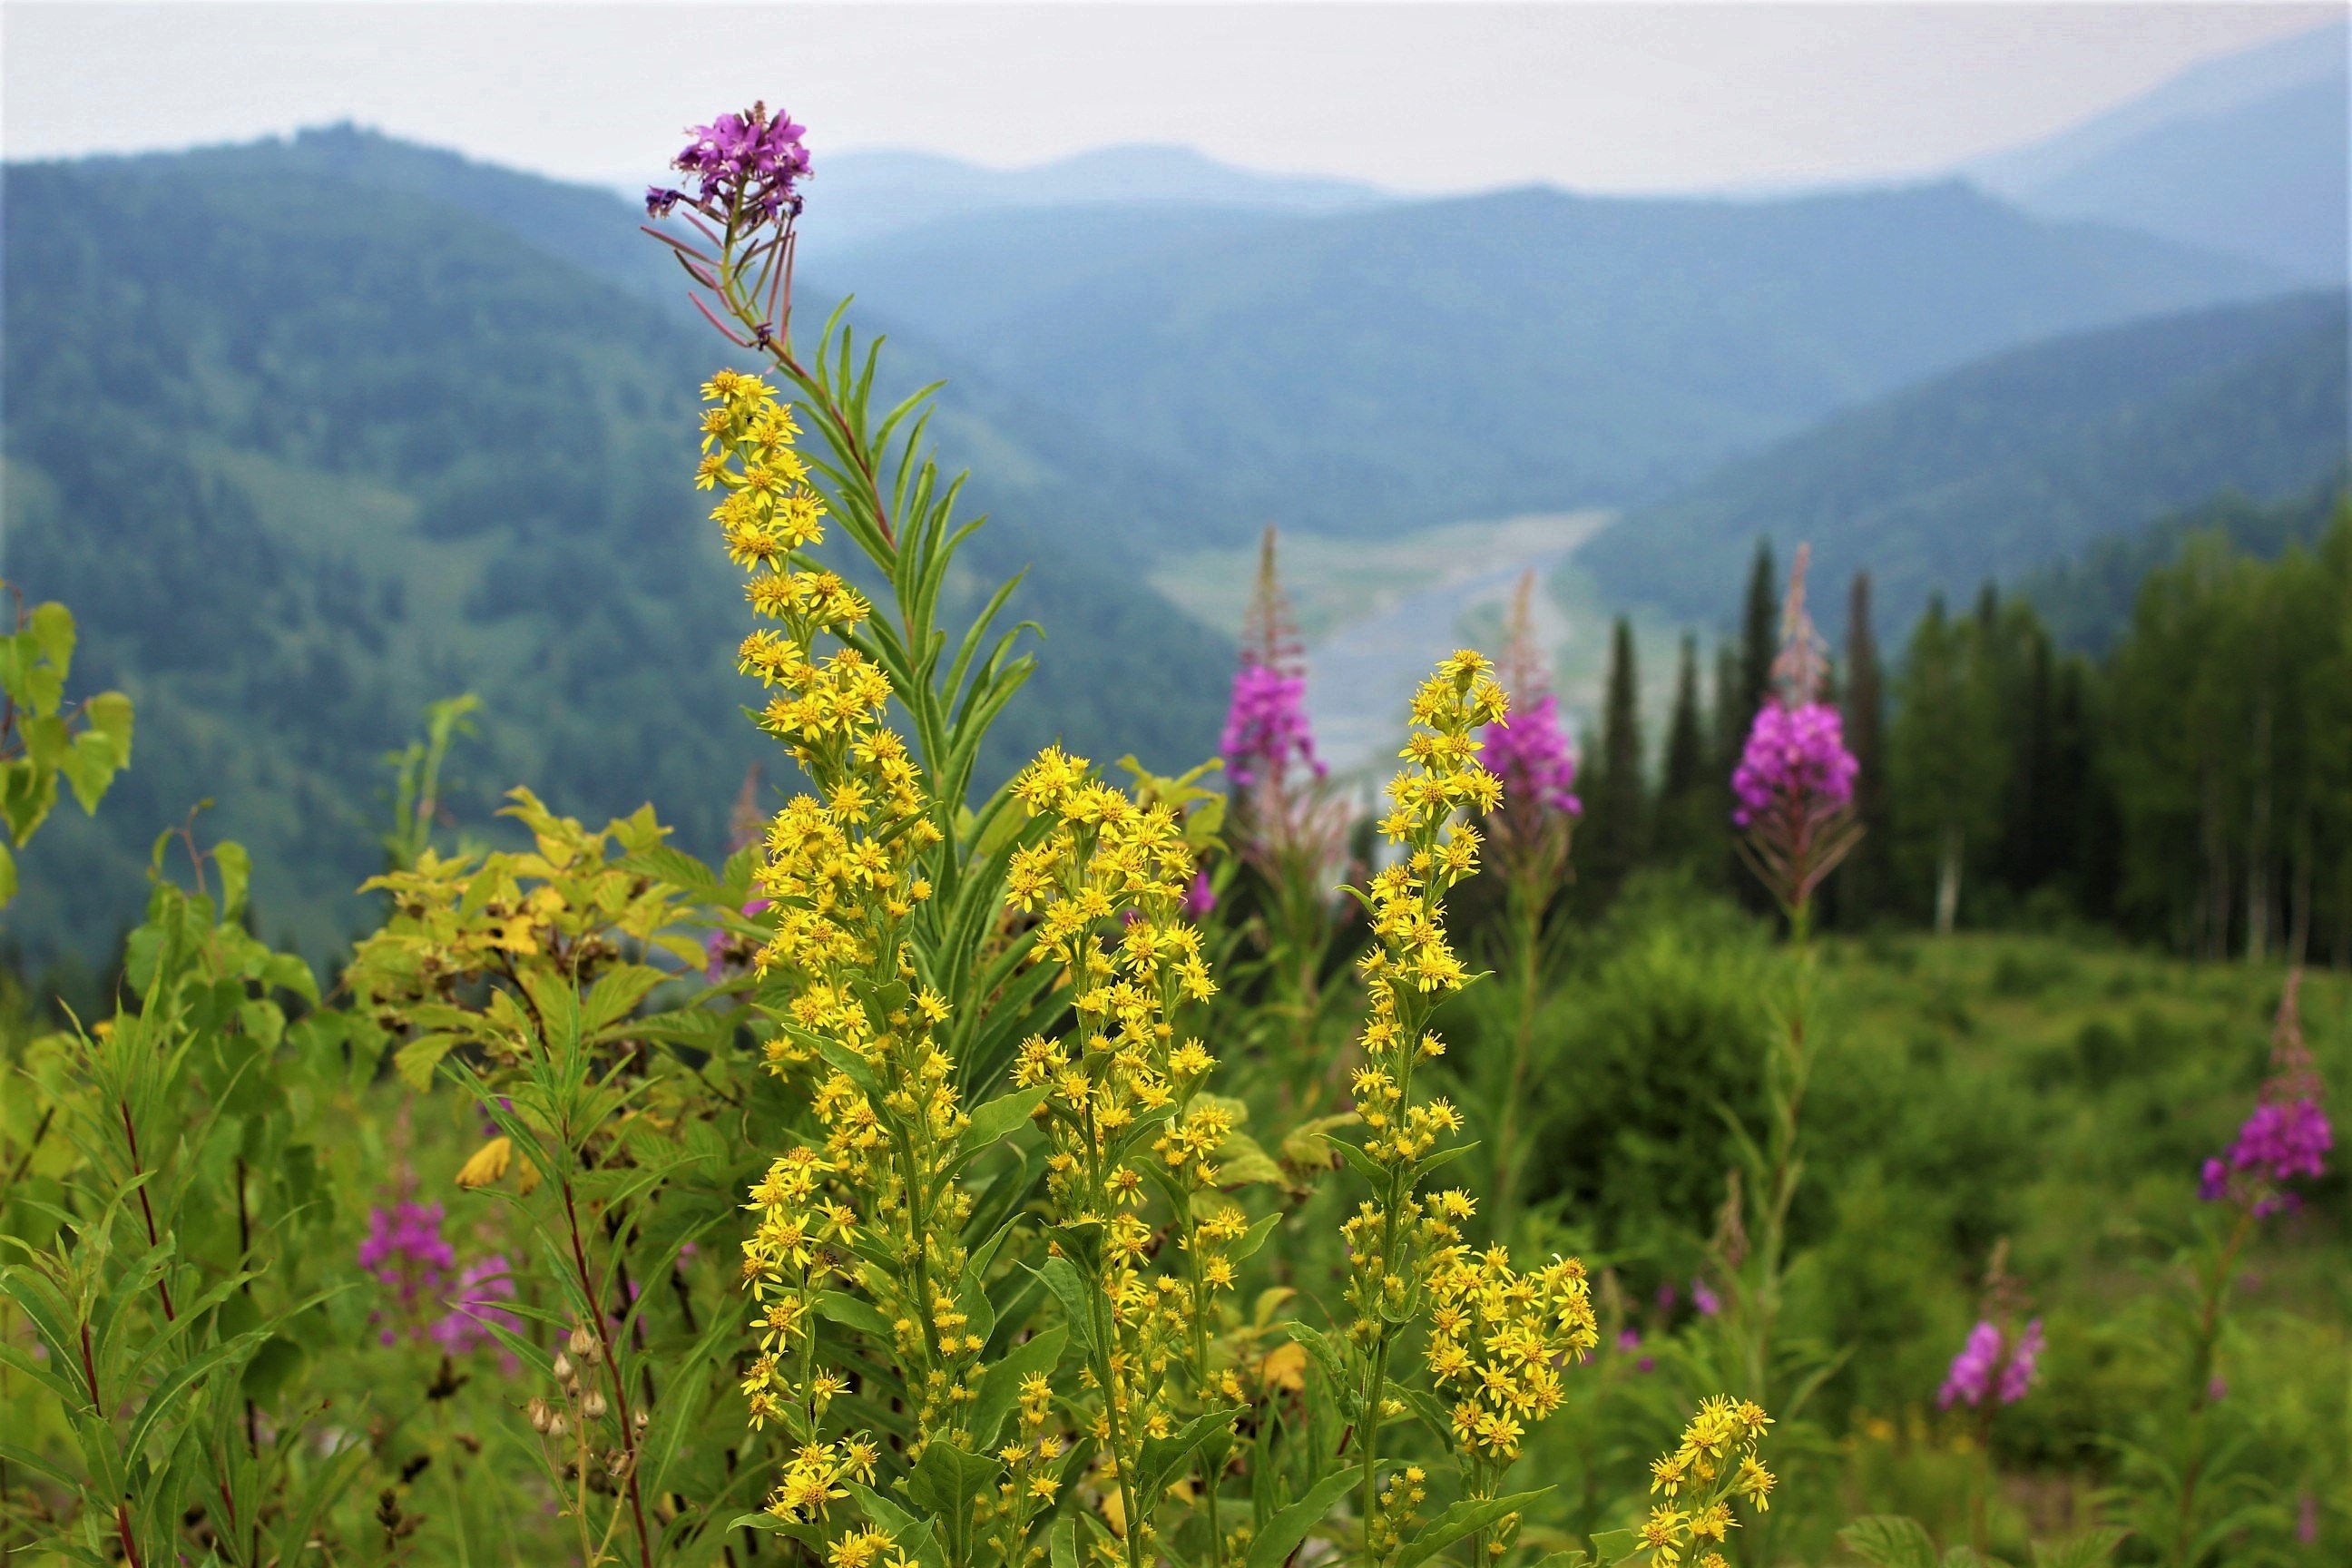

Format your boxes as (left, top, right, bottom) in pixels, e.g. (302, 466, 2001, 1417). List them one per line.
(4, 20, 2346, 959)
(1970, 20, 2347, 283)
(1581, 288, 2350, 629)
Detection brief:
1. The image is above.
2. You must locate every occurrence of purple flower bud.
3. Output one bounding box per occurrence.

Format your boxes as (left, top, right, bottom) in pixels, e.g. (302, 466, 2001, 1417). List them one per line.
(1690, 1279, 1721, 1318)
(1181, 872, 1217, 921)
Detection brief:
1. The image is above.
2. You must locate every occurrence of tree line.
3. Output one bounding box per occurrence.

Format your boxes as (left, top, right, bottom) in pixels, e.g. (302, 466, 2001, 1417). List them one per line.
(1574, 499, 2352, 963)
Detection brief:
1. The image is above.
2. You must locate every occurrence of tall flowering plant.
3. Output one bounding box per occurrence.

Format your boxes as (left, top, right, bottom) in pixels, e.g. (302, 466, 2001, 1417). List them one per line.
(1220, 527, 1354, 1068)
(2128, 970, 2334, 1563)
(1478, 571, 1579, 1240)
(1705, 545, 1858, 1457)
(1935, 1244, 2043, 1557)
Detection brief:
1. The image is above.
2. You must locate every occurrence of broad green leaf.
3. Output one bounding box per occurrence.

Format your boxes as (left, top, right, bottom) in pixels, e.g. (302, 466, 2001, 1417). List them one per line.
(1839, 1517, 1941, 1568)
(1245, 1471, 1358, 1568)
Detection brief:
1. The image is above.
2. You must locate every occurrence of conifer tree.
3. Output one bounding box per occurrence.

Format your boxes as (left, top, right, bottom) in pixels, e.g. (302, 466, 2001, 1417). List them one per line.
(1583, 615, 1648, 899)
(1736, 539, 1779, 748)
(1841, 571, 1886, 921)
(1654, 633, 1710, 867)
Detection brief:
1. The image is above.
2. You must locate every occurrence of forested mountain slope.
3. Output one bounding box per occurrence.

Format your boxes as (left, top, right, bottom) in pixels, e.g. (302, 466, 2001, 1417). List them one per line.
(1584, 289, 2349, 626)
(0, 152, 1231, 960)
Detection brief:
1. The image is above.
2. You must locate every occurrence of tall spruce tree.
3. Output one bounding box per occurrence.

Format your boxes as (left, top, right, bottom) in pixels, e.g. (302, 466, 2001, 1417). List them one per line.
(1654, 633, 1710, 867)
(1842, 571, 1886, 922)
(1584, 615, 1649, 899)
(1737, 540, 1779, 735)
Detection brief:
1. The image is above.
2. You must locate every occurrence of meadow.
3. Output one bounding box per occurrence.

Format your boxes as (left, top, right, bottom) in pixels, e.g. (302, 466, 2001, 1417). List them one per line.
(0, 103, 2341, 1568)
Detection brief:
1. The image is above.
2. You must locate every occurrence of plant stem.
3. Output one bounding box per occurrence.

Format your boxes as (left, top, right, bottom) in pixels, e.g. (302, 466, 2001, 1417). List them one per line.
(2171, 1210, 2253, 1568)
(560, 1177, 655, 1568)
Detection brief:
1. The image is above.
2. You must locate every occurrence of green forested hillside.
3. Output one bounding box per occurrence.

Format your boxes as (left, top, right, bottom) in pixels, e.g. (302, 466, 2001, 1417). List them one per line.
(1584, 289, 2349, 625)
(0, 153, 1231, 961)
(2020, 480, 2350, 652)
(813, 179, 2284, 542)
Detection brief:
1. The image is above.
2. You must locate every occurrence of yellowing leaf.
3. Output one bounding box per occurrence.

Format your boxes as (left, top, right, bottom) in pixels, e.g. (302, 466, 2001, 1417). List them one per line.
(1257, 1342, 1308, 1393)
(456, 1137, 514, 1189)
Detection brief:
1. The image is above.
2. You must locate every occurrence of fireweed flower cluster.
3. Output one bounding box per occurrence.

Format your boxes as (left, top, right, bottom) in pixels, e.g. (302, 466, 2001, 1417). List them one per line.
(1004, 745, 1240, 1563)
(1730, 545, 1860, 919)
(358, 1200, 517, 1354)
(646, 102, 812, 223)
(1223, 529, 1349, 887)
(1937, 1318, 2043, 1409)
(2201, 970, 2332, 1218)
(1635, 1397, 1779, 1568)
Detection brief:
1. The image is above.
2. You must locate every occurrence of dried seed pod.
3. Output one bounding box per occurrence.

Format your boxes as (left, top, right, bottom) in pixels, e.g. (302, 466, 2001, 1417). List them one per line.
(548, 1412, 570, 1440)
(582, 1388, 608, 1421)
(551, 1352, 573, 1384)
(568, 1324, 596, 1357)
(632, 1409, 649, 1434)
(526, 1397, 553, 1434)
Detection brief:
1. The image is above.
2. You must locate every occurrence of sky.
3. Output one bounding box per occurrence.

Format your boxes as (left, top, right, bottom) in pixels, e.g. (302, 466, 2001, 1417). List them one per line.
(2, 2, 2338, 194)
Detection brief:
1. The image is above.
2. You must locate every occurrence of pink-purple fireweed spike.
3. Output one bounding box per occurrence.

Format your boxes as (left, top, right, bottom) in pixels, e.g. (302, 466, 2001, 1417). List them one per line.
(1938, 1317, 2043, 1408)
(2202, 969, 2333, 1218)
(1731, 544, 1862, 917)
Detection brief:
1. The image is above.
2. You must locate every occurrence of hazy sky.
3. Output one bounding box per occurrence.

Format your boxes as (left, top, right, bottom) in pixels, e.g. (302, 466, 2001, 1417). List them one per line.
(3, 3, 2337, 193)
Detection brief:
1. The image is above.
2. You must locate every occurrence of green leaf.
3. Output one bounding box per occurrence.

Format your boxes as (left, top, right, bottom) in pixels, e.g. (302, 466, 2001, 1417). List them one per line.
(1245, 1472, 1358, 1568)
(1214, 1131, 1287, 1188)
(903, 1441, 1000, 1565)
(817, 1290, 894, 1339)
(1134, 1408, 1236, 1503)
(213, 841, 252, 921)
(2030, 1529, 2128, 1568)
(958, 1084, 1047, 1161)
(1050, 1517, 1080, 1568)
(1839, 1517, 1942, 1568)
(1586, 1529, 1642, 1567)
(392, 1034, 459, 1090)
(1393, 1490, 1547, 1568)
(1030, 1257, 1097, 1353)
(969, 1328, 1065, 1452)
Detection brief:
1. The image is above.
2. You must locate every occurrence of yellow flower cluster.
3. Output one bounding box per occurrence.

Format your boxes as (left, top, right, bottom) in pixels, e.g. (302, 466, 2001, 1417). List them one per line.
(1004, 747, 1243, 1554)
(1344, 652, 1505, 1335)
(1426, 1247, 1599, 1461)
(1635, 1397, 1778, 1568)
(699, 372, 979, 1485)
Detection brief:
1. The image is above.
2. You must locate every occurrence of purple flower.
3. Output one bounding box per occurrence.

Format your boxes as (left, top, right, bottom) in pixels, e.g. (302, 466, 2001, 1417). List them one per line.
(1181, 872, 1217, 921)
(1690, 1279, 1722, 1318)
(651, 102, 811, 224)
(1482, 693, 1581, 818)
(1994, 1318, 2043, 1405)
(705, 897, 774, 980)
(431, 1255, 521, 1356)
(1938, 1319, 2003, 1408)
(1730, 701, 1857, 828)
(2202, 974, 2332, 1218)
(1220, 662, 1324, 791)
(1652, 1282, 1679, 1314)
(1939, 1318, 2041, 1408)
(360, 1200, 456, 1346)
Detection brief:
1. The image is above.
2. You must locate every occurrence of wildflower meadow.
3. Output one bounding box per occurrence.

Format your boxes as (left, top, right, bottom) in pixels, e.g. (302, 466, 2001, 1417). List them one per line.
(1, 100, 2344, 1568)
